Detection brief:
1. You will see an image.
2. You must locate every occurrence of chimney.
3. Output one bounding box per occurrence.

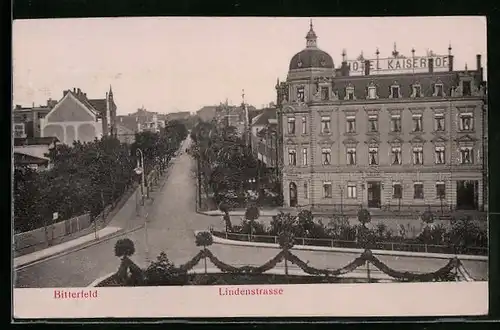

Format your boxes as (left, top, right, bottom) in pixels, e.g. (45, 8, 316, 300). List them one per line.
(448, 55, 454, 71)
(428, 58, 434, 73)
(73, 88, 76, 93)
(364, 60, 370, 76)
(63, 90, 69, 97)
(77, 88, 81, 95)
(83, 93, 86, 98)
(476, 54, 482, 70)
(15, 105, 21, 109)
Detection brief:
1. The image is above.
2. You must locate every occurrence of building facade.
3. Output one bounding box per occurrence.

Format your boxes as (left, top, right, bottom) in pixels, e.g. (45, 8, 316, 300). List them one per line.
(277, 23, 487, 212)
(40, 87, 118, 145)
(13, 100, 57, 139)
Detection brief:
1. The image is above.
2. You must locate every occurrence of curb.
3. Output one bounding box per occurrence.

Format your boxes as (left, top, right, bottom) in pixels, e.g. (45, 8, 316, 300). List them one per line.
(199, 231, 488, 262)
(15, 225, 145, 271)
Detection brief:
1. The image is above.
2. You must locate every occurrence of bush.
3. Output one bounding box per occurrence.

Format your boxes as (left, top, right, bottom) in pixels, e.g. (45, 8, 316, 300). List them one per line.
(114, 238, 135, 258)
(195, 231, 213, 248)
(357, 208, 371, 227)
(421, 208, 435, 224)
(239, 220, 267, 236)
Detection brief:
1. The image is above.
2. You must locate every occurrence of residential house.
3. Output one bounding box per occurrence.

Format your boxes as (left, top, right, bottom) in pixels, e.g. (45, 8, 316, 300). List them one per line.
(13, 136, 60, 171)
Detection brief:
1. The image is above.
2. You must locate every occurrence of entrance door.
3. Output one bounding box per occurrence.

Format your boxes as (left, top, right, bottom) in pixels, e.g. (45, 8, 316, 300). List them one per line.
(289, 182, 298, 207)
(456, 180, 479, 210)
(367, 181, 381, 208)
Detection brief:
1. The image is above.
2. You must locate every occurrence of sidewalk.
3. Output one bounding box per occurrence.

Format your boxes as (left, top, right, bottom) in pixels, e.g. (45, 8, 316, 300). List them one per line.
(14, 226, 122, 269)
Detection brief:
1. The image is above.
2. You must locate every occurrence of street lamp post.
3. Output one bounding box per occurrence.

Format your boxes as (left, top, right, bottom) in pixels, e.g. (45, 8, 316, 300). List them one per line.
(135, 148, 146, 205)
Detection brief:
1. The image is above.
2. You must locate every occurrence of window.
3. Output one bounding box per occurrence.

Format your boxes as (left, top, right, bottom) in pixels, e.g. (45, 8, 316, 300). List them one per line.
(321, 116, 331, 134)
(435, 146, 445, 164)
(414, 182, 424, 199)
(287, 117, 296, 134)
(434, 114, 445, 131)
(412, 114, 423, 132)
(347, 183, 357, 199)
(393, 183, 403, 199)
(391, 147, 402, 165)
(459, 113, 474, 131)
(391, 115, 401, 132)
(288, 149, 297, 166)
(368, 147, 378, 165)
(346, 86, 355, 100)
(304, 182, 308, 199)
(391, 86, 400, 98)
(321, 86, 329, 101)
(297, 87, 305, 102)
(301, 116, 307, 134)
(436, 182, 446, 199)
(462, 81, 471, 96)
(322, 148, 332, 165)
(460, 147, 473, 164)
(368, 115, 378, 132)
(13, 123, 25, 138)
(347, 147, 356, 165)
(413, 84, 422, 98)
(302, 148, 308, 166)
(434, 84, 444, 97)
(368, 86, 377, 99)
(346, 116, 356, 133)
(412, 147, 423, 165)
(323, 182, 332, 198)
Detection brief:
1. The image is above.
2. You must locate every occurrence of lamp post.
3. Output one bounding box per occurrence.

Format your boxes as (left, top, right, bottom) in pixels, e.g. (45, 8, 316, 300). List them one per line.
(135, 148, 145, 206)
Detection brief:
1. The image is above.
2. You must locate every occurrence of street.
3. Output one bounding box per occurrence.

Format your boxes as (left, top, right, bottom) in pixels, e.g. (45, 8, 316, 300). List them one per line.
(14, 137, 488, 288)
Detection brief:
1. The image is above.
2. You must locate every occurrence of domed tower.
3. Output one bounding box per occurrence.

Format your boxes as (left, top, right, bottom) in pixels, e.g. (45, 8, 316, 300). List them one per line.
(284, 20, 336, 105)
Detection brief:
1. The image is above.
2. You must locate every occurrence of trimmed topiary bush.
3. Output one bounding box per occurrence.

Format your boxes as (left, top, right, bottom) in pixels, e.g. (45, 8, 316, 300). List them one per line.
(114, 238, 135, 258)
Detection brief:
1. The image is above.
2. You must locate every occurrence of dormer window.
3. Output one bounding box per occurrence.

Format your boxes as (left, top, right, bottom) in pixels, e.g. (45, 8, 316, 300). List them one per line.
(412, 83, 422, 98)
(434, 83, 444, 97)
(390, 82, 401, 99)
(345, 84, 356, 100)
(367, 81, 378, 99)
(462, 81, 471, 96)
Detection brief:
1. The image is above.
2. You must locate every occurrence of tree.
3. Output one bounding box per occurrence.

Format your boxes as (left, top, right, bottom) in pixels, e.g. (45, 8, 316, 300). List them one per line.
(297, 209, 314, 237)
(114, 238, 136, 259)
(245, 204, 260, 240)
(421, 207, 435, 226)
(357, 207, 371, 228)
(195, 231, 214, 274)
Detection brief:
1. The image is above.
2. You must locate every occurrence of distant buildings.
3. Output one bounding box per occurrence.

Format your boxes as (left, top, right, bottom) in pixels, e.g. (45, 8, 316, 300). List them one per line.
(13, 136, 60, 171)
(250, 107, 279, 168)
(276, 22, 487, 212)
(165, 111, 191, 122)
(13, 100, 57, 139)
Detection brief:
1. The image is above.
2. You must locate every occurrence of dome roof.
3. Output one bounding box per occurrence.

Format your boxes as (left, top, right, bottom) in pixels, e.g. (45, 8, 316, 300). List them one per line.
(288, 21, 334, 71)
(289, 48, 334, 70)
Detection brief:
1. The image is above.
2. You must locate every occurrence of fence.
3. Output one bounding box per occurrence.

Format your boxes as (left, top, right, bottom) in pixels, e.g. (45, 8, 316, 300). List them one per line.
(14, 213, 92, 253)
(211, 231, 488, 256)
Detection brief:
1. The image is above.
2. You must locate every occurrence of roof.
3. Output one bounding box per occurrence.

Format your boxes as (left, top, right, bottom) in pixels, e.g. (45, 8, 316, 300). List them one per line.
(14, 152, 49, 165)
(116, 123, 136, 134)
(252, 108, 277, 126)
(289, 48, 334, 71)
(88, 99, 107, 114)
(331, 70, 482, 100)
(116, 116, 140, 132)
(14, 136, 59, 146)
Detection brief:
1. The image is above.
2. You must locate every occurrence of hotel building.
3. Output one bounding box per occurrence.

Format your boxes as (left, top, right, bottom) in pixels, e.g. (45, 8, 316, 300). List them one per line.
(276, 23, 487, 212)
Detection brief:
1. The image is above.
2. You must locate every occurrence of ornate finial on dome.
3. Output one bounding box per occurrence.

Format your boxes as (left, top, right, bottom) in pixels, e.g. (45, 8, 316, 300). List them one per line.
(375, 47, 380, 57)
(305, 19, 317, 48)
(465, 63, 468, 72)
(342, 49, 347, 62)
(448, 42, 452, 55)
(411, 47, 415, 56)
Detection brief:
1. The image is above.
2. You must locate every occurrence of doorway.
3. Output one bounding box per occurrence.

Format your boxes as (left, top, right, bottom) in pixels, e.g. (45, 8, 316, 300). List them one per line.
(456, 180, 479, 210)
(289, 182, 298, 207)
(367, 181, 381, 208)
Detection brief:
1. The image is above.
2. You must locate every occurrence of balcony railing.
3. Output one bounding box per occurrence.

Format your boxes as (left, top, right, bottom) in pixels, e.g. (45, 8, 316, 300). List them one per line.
(211, 230, 488, 256)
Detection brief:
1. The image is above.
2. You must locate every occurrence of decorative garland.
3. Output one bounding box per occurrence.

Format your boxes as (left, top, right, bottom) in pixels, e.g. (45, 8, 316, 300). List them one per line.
(104, 248, 463, 286)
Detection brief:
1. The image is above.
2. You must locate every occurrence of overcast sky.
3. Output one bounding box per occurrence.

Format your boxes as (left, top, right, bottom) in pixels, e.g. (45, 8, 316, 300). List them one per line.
(13, 16, 486, 115)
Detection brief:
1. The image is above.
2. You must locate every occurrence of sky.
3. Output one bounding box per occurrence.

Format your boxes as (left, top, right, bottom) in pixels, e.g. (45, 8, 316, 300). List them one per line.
(13, 16, 487, 115)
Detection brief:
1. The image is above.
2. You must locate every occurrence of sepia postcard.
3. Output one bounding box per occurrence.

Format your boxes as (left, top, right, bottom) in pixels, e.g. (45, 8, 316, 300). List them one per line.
(12, 16, 488, 319)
